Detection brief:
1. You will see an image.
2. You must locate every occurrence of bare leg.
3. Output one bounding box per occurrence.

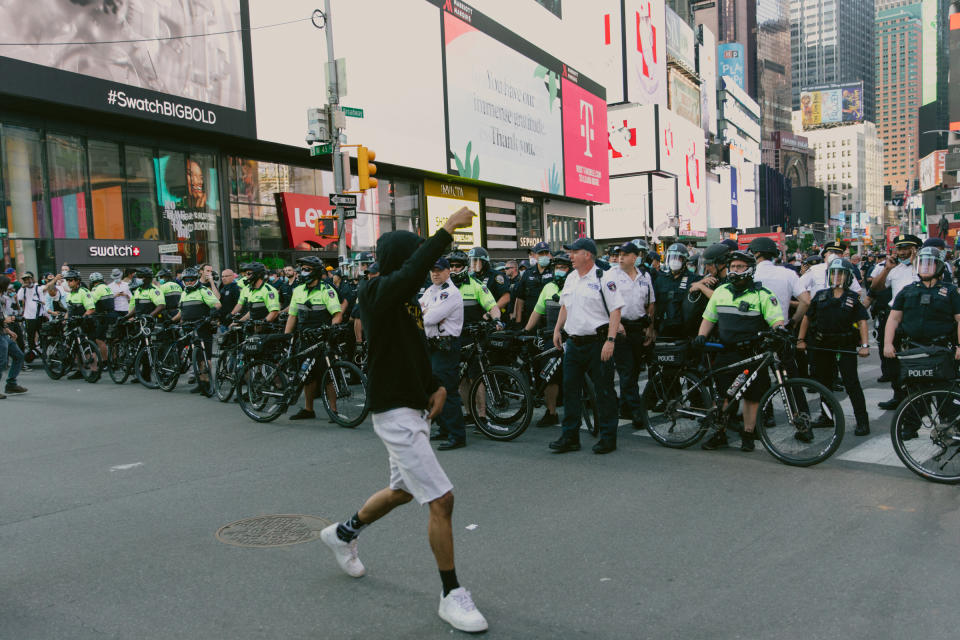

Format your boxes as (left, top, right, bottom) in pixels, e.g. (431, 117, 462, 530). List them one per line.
(428, 491, 455, 571)
(544, 383, 559, 414)
(357, 487, 413, 524)
(742, 400, 759, 433)
(303, 379, 317, 411)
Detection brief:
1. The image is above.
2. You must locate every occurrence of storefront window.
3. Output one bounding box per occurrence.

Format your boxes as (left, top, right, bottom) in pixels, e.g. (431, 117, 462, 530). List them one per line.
(546, 214, 587, 251)
(516, 201, 544, 244)
(125, 145, 160, 240)
(87, 139, 125, 239)
(1, 125, 48, 240)
(46, 133, 89, 239)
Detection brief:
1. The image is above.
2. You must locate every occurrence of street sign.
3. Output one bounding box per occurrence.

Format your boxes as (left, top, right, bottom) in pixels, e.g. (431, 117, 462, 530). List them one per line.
(342, 106, 364, 118)
(343, 208, 357, 220)
(329, 193, 358, 207)
(159, 254, 183, 265)
(311, 144, 333, 156)
(158, 243, 178, 254)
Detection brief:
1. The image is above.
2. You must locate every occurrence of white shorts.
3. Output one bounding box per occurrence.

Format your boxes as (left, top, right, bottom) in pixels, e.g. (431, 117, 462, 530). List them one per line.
(372, 407, 454, 505)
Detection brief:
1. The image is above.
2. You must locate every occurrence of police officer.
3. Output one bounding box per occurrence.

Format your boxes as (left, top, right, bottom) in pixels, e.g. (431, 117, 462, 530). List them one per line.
(447, 251, 500, 325)
(872, 234, 921, 409)
(124, 268, 166, 319)
(883, 246, 960, 432)
(172, 267, 222, 395)
(550, 237, 624, 455)
(156, 268, 183, 320)
(523, 252, 572, 427)
(800, 242, 863, 298)
(285, 256, 343, 420)
(866, 253, 894, 383)
(421, 257, 467, 450)
(467, 246, 510, 313)
(797, 259, 872, 436)
(630, 238, 658, 283)
(63, 270, 96, 380)
(749, 237, 809, 328)
(695, 251, 784, 452)
(88, 272, 116, 361)
(610, 241, 655, 429)
(513, 241, 553, 325)
(230, 262, 280, 322)
(653, 243, 701, 338)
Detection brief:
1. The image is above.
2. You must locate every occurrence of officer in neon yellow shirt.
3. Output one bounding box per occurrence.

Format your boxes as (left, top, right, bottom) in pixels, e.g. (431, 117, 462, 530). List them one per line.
(156, 268, 183, 320)
(88, 271, 116, 360)
(286, 256, 343, 421)
(230, 262, 280, 322)
(695, 251, 784, 452)
(124, 268, 165, 319)
(173, 267, 221, 394)
(64, 270, 97, 379)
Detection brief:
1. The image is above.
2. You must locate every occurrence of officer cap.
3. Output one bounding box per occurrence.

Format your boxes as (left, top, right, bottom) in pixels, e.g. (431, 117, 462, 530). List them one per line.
(894, 234, 921, 248)
(748, 236, 779, 257)
(432, 257, 451, 270)
(563, 237, 598, 255)
(181, 267, 200, 280)
(296, 255, 323, 268)
(618, 241, 642, 255)
(922, 237, 947, 250)
(820, 241, 846, 255)
(608, 244, 622, 255)
(88, 272, 104, 284)
(804, 255, 824, 266)
(63, 270, 81, 280)
(366, 262, 380, 274)
(358, 251, 375, 263)
(467, 246, 490, 262)
(720, 239, 739, 251)
(701, 243, 731, 264)
(551, 252, 573, 267)
(531, 241, 550, 254)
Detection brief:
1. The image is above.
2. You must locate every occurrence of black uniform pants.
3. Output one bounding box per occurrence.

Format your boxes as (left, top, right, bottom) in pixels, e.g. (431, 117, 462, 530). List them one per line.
(613, 327, 650, 425)
(875, 310, 895, 382)
(24, 317, 42, 353)
(810, 348, 868, 423)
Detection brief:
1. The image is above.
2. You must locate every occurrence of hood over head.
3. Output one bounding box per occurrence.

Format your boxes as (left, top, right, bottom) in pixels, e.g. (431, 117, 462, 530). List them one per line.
(376, 230, 423, 276)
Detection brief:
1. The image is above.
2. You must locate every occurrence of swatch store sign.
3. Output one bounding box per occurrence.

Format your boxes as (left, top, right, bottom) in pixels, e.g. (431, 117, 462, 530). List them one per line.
(55, 239, 160, 265)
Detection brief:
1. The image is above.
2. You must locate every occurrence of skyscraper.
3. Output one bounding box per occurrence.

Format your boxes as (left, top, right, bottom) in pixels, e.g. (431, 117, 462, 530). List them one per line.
(692, 0, 758, 99)
(791, 0, 877, 122)
(875, 3, 923, 191)
(757, 0, 793, 137)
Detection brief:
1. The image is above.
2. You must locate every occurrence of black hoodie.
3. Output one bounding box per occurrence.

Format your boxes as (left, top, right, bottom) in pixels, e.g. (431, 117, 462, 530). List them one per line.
(359, 228, 453, 413)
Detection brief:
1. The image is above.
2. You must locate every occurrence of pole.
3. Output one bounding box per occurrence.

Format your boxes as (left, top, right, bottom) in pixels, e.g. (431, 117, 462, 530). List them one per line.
(322, 0, 347, 264)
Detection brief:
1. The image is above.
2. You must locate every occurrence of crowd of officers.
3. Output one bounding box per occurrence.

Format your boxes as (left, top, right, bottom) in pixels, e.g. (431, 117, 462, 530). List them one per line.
(6, 230, 960, 454)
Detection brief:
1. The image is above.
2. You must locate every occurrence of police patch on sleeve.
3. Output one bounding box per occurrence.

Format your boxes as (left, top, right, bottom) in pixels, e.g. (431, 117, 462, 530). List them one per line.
(481, 285, 490, 294)
(496, 275, 505, 285)
(440, 291, 448, 300)
(606, 281, 617, 292)
(769, 296, 778, 306)
(268, 292, 275, 299)
(328, 290, 336, 298)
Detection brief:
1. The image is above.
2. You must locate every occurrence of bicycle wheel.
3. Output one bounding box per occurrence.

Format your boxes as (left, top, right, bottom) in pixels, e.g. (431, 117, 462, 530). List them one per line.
(43, 340, 67, 380)
(78, 338, 102, 383)
(645, 369, 712, 448)
(215, 348, 237, 402)
(581, 375, 600, 437)
(320, 361, 369, 428)
(134, 346, 160, 389)
(469, 365, 533, 441)
(156, 343, 182, 392)
(192, 343, 213, 397)
(756, 377, 844, 467)
(891, 385, 960, 484)
(107, 340, 130, 384)
(237, 361, 289, 423)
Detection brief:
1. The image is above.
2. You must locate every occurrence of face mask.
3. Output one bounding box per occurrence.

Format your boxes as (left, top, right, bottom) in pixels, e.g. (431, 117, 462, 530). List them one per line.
(635, 257, 644, 269)
(667, 258, 683, 272)
(553, 269, 568, 279)
(899, 257, 911, 265)
(538, 256, 551, 268)
(529, 258, 537, 267)
(300, 270, 312, 279)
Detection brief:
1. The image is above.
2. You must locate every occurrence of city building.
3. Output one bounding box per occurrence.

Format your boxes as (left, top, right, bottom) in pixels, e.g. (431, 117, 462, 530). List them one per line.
(757, 0, 794, 138)
(767, 131, 815, 187)
(693, 0, 759, 99)
(875, 2, 923, 192)
(791, 0, 877, 123)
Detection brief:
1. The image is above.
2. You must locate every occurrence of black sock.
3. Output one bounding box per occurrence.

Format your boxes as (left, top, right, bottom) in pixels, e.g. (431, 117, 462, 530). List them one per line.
(440, 568, 460, 597)
(335, 512, 368, 542)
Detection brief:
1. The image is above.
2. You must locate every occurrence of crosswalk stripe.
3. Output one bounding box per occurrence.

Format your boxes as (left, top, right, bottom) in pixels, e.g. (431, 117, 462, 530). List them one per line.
(837, 434, 904, 467)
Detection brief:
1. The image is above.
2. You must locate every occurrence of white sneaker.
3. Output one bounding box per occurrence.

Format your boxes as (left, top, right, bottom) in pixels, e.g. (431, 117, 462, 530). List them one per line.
(320, 524, 365, 578)
(438, 587, 488, 633)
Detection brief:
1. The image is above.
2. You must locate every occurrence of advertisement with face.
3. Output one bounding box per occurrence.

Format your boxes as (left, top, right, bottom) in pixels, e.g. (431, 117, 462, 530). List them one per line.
(624, 0, 668, 105)
(0, 0, 253, 136)
(443, 10, 565, 194)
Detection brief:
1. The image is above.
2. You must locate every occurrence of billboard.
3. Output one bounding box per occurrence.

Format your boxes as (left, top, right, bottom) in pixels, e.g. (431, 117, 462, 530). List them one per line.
(562, 74, 609, 202)
(799, 83, 864, 129)
(698, 25, 718, 137)
(0, 0, 254, 137)
(717, 43, 745, 91)
(659, 106, 705, 230)
(922, 0, 938, 105)
(952, 9, 960, 131)
(919, 150, 947, 191)
(598, 1, 625, 104)
(668, 69, 701, 127)
(607, 103, 659, 176)
(624, 0, 668, 106)
(664, 6, 696, 70)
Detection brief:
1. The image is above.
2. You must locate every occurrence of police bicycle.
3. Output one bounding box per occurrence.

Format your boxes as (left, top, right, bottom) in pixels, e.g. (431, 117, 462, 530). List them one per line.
(40, 316, 101, 382)
(889, 341, 960, 484)
(106, 316, 172, 388)
(213, 317, 285, 402)
(155, 318, 218, 395)
(235, 324, 369, 426)
(645, 329, 845, 467)
(458, 322, 534, 440)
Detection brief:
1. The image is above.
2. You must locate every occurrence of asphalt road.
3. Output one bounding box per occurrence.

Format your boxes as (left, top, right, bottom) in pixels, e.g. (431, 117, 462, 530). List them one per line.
(1, 355, 959, 639)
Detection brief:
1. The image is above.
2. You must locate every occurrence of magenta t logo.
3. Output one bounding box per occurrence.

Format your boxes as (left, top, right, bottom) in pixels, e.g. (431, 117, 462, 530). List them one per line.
(579, 100, 595, 158)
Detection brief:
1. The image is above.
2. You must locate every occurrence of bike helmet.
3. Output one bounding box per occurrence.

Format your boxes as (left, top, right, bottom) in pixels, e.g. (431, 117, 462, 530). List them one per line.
(551, 252, 573, 267)
(748, 236, 779, 258)
(156, 268, 173, 279)
(88, 272, 104, 284)
(726, 251, 756, 289)
(699, 243, 731, 273)
(296, 255, 323, 268)
(916, 246, 945, 280)
(467, 247, 490, 263)
(181, 267, 201, 291)
(246, 262, 267, 280)
(826, 258, 855, 289)
(447, 250, 469, 269)
(136, 267, 154, 280)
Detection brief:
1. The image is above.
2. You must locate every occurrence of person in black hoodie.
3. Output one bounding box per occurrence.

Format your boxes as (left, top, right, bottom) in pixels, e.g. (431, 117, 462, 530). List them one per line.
(319, 207, 489, 633)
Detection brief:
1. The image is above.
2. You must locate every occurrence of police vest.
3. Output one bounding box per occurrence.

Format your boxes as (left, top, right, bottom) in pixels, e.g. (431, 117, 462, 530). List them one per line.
(810, 289, 862, 346)
(179, 287, 218, 322)
(898, 281, 960, 343)
(291, 283, 339, 328)
(160, 281, 183, 310)
(243, 283, 280, 321)
(541, 281, 563, 334)
(459, 277, 489, 324)
(133, 285, 164, 315)
(66, 288, 92, 317)
(91, 283, 115, 313)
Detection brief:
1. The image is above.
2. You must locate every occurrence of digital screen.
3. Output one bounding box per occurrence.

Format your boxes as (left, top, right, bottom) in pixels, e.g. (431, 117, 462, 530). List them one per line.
(800, 83, 864, 129)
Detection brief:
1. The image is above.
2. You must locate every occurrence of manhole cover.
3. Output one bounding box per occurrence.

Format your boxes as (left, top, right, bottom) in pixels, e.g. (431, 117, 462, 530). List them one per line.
(216, 514, 333, 548)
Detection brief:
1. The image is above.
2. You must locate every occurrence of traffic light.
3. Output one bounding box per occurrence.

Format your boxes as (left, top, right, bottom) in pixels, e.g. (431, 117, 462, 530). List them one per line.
(358, 145, 377, 190)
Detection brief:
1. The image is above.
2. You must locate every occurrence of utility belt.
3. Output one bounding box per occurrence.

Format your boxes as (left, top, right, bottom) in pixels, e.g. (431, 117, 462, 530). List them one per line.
(567, 324, 609, 346)
(427, 335, 458, 352)
(621, 317, 650, 333)
(811, 330, 858, 348)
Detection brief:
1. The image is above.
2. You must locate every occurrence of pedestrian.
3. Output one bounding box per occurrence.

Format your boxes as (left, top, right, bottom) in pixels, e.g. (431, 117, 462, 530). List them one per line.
(320, 206, 488, 633)
(15, 271, 46, 361)
(0, 276, 27, 397)
(421, 257, 467, 450)
(797, 259, 872, 436)
(611, 241, 655, 429)
(549, 237, 624, 454)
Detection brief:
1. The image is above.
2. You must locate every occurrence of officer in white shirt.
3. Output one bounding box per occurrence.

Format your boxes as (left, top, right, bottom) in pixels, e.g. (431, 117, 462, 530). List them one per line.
(550, 237, 625, 454)
(15, 271, 46, 356)
(800, 242, 863, 298)
(420, 258, 467, 450)
(870, 233, 922, 409)
(109, 268, 133, 314)
(611, 241, 655, 429)
(748, 237, 810, 327)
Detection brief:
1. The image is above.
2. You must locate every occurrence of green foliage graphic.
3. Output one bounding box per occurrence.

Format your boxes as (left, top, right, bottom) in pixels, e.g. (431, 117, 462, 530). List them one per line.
(534, 65, 559, 112)
(453, 141, 480, 179)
